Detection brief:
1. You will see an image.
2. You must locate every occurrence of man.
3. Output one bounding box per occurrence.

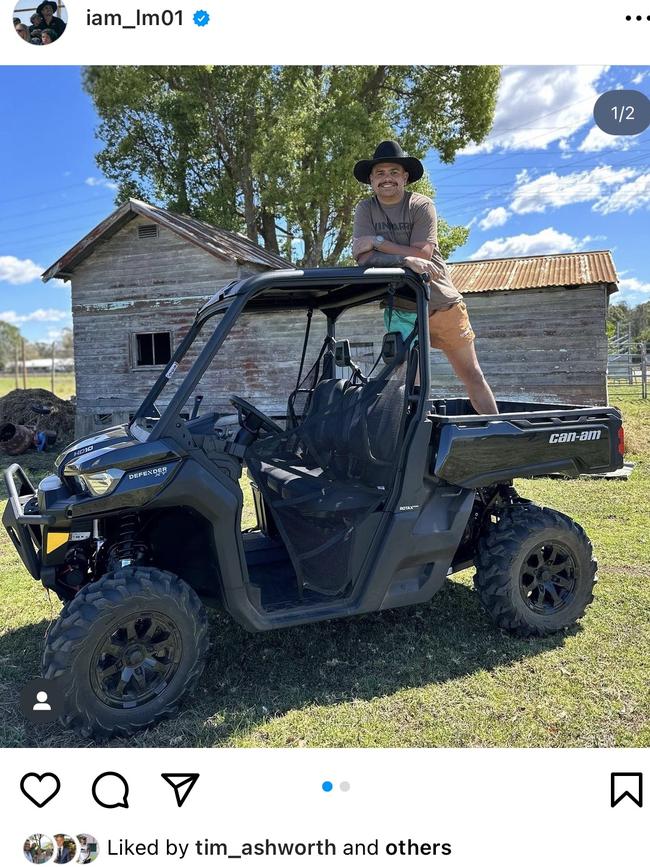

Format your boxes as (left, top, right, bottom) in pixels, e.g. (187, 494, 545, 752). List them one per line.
(53, 835, 73, 864)
(77, 835, 93, 864)
(36, 2, 66, 37)
(353, 140, 498, 415)
(29, 12, 44, 32)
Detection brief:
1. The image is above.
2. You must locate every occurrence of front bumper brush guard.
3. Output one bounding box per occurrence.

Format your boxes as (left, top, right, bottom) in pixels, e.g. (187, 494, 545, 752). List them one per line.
(3, 464, 54, 580)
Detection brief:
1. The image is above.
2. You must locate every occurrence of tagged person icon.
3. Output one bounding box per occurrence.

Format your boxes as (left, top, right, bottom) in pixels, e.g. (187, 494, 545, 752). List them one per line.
(20, 677, 64, 722)
(32, 691, 51, 712)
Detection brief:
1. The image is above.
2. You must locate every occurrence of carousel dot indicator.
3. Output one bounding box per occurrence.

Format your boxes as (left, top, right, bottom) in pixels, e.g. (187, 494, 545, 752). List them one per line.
(339, 781, 350, 792)
(322, 781, 333, 792)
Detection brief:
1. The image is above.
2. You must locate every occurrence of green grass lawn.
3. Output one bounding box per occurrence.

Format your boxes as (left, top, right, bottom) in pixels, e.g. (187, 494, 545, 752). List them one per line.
(0, 375, 76, 400)
(0, 399, 648, 748)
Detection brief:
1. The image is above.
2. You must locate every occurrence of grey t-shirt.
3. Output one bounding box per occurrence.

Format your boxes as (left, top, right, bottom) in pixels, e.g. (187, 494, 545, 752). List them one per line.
(353, 191, 462, 312)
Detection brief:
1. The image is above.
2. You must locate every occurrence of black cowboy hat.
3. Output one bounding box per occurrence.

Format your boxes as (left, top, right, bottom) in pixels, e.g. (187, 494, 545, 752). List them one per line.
(36, 1, 58, 13)
(353, 140, 424, 185)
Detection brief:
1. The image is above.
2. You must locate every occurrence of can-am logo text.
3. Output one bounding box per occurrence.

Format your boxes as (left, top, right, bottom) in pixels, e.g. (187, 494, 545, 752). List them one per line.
(549, 430, 602, 444)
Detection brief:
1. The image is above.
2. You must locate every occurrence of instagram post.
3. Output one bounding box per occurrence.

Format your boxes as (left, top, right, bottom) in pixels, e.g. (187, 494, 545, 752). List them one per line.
(0, 6, 648, 863)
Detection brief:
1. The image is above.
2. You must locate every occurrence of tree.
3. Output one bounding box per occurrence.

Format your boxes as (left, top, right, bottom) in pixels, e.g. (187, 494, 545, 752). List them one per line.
(607, 301, 630, 339)
(0, 320, 21, 371)
(608, 300, 650, 343)
(631, 301, 650, 343)
(83, 66, 500, 266)
(58, 327, 74, 356)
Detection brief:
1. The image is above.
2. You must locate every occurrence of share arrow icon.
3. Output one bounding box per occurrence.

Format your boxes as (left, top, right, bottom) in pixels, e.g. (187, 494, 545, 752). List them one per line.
(161, 773, 200, 807)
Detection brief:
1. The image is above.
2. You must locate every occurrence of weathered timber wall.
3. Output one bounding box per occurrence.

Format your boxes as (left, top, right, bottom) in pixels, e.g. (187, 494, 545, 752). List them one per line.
(437, 284, 610, 405)
(71, 216, 266, 435)
(71, 222, 611, 435)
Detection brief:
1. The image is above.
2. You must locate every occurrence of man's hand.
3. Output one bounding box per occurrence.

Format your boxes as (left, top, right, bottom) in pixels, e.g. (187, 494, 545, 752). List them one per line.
(403, 256, 443, 280)
(353, 236, 376, 258)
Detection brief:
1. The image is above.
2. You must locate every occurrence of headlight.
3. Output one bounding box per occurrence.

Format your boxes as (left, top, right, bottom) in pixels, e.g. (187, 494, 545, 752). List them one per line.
(80, 468, 124, 497)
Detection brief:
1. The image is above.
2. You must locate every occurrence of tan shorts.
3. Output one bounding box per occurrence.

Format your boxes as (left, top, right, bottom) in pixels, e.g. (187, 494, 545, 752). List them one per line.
(429, 301, 475, 351)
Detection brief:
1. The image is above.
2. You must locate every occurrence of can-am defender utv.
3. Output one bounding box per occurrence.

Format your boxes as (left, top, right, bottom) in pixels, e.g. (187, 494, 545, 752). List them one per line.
(3, 267, 624, 738)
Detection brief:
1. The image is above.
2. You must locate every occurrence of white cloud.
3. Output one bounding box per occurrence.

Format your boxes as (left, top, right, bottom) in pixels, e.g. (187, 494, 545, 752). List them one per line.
(0, 256, 43, 285)
(463, 66, 608, 153)
(85, 176, 118, 191)
(479, 207, 509, 231)
(593, 172, 650, 215)
(618, 277, 650, 299)
(632, 72, 648, 85)
(469, 227, 592, 260)
(510, 165, 638, 214)
(577, 125, 636, 153)
(45, 327, 69, 342)
(0, 308, 71, 325)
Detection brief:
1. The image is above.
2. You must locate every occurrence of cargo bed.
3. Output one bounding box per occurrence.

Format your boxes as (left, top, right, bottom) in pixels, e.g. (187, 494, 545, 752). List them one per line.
(428, 398, 624, 488)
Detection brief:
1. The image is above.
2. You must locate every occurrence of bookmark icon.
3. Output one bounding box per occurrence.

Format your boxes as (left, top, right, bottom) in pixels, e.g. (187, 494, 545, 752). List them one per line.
(610, 772, 643, 808)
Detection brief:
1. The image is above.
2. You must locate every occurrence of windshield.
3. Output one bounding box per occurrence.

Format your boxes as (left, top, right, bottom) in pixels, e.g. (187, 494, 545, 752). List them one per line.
(129, 305, 228, 435)
(128, 271, 424, 443)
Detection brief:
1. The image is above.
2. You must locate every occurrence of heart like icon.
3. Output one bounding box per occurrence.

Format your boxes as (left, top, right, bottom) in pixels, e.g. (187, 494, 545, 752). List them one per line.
(20, 772, 61, 808)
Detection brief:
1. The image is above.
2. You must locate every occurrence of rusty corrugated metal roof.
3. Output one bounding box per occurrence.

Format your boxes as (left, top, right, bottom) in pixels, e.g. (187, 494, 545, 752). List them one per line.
(448, 251, 618, 294)
(42, 199, 294, 282)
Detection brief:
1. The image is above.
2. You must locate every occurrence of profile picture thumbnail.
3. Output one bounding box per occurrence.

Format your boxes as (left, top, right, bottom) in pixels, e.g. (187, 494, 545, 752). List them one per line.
(52, 835, 76, 864)
(23, 834, 53, 863)
(76, 834, 99, 864)
(13, 0, 67, 45)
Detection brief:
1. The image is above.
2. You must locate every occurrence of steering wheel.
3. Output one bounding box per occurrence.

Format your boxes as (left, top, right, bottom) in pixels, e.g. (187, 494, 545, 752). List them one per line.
(230, 395, 283, 435)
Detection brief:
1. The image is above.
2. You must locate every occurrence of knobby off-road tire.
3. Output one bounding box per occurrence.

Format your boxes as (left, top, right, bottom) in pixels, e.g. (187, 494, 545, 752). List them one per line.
(473, 504, 597, 638)
(42, 567, 209, 739)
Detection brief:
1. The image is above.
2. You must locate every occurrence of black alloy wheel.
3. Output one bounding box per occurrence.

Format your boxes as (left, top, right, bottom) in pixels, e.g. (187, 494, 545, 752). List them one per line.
(90, 612, 183, 709)
(519, 541, 577, 615)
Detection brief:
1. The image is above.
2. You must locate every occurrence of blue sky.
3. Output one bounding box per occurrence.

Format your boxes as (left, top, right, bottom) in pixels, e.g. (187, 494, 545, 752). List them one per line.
(0, 65, 649, 342)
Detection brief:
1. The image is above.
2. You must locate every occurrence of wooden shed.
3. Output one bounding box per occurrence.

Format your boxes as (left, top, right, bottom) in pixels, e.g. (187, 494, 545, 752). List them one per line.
(42, 199, 294, 436)
(443, 251, 618, 405)
(43, 201, 618, 435)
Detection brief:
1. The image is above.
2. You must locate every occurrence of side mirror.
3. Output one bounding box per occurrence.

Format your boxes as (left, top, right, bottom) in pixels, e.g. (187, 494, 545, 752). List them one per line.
(381, 332, 400, 362)
(334, 339, 351, 368)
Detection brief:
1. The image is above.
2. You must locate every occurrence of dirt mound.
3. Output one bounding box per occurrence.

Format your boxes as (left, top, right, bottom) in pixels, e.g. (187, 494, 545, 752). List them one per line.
(0, 389, 76, 445)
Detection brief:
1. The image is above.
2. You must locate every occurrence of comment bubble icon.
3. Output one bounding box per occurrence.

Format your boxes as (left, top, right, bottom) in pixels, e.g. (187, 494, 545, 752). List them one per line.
(92, 772, 130, 809)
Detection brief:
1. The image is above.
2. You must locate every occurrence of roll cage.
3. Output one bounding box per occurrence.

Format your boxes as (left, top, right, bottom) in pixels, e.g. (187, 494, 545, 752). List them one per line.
(132, 266, 432, 440)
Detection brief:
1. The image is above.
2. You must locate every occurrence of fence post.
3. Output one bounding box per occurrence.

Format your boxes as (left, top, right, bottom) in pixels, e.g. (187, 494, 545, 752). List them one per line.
(641, 342, 648, 400)
(627, 324, 633, 384)
(21, 338, 27, 390)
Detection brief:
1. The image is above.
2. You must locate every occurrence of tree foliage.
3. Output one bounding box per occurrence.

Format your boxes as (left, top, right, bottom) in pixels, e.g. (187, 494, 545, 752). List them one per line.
(0, 320, 21, 371)
(83, 66, 500, 266)
(608, 300, 650, 343)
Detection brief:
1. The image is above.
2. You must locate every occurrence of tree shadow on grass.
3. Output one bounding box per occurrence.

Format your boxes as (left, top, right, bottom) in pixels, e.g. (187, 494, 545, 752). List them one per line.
(0, 579, 574, 748)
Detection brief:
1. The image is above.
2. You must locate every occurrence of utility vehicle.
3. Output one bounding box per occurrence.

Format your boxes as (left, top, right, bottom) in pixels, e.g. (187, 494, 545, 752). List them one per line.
(3, 267, 624, 738)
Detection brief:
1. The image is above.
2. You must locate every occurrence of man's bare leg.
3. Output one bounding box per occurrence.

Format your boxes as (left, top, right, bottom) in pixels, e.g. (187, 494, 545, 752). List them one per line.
(443, 342, 498, 415)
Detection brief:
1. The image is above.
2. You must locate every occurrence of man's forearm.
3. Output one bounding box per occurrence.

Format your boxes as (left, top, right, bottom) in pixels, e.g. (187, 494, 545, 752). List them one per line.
(376, 239, 430, 258)
(357, 250, 405, 266)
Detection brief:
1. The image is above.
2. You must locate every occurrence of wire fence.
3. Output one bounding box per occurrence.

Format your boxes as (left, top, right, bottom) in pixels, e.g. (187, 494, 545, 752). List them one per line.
(607, 339, 648, 401)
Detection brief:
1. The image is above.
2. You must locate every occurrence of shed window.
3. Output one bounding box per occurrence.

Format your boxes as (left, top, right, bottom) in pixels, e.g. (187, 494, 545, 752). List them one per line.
(138, 224, 159, 240)
(134, 332, 172, 366)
